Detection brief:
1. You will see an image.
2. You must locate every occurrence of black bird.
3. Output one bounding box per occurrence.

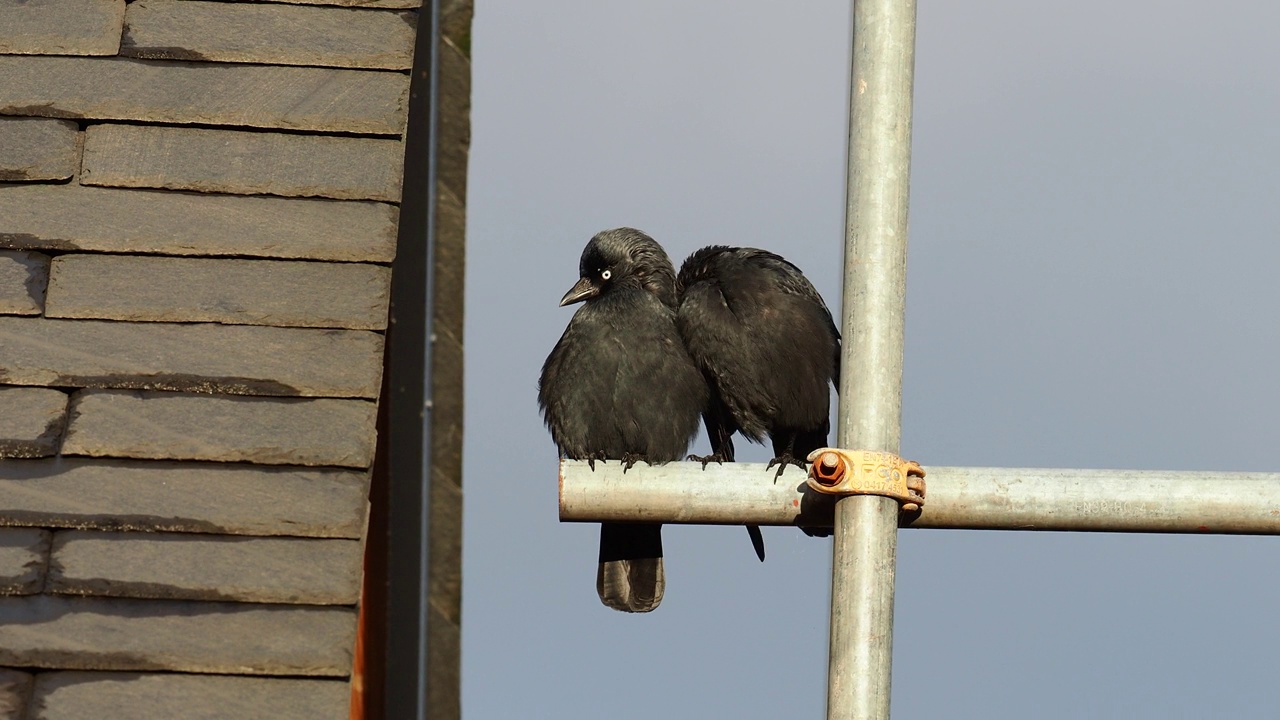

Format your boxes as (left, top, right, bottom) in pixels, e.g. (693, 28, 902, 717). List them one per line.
(539, 228, 707, 613)
(677, 246, 841, 546)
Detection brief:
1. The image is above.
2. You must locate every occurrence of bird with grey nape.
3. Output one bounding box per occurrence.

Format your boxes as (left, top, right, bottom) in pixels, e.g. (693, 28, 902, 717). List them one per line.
(677, 245, 841, 545)
(539, 228, 707, 613)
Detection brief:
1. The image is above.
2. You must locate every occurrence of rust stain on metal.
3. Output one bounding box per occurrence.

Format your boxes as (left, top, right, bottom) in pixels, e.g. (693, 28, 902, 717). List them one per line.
(557, 460, 566, 520)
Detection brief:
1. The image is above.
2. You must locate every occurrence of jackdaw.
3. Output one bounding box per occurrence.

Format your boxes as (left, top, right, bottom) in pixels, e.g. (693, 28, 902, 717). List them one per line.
(539, 228, 707, 613)
(677, 246, 841, 545)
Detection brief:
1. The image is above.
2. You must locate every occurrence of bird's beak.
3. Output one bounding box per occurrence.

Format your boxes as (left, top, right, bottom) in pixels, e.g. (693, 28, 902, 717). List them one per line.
(559, 276, 600, 306)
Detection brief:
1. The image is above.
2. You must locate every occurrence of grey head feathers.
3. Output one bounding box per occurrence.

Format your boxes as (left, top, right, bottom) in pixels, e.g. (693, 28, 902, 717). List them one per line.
(564, 227, 679, 309)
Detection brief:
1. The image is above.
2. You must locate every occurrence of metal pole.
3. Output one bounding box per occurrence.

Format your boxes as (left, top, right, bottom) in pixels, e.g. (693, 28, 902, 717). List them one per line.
(832, 0, 917, 717)
(559, 461, 1280, 535)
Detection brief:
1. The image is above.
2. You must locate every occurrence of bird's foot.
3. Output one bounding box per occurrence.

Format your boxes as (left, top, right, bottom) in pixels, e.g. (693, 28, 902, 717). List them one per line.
(584, 452, 607, 472)
(766, 453, 808, 482)
(686, 451, 729, 469)
(620, 452, 647, 472)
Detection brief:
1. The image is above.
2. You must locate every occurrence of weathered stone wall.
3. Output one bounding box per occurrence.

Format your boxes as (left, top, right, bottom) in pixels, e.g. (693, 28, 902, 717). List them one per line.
(0, 0, 448, 716)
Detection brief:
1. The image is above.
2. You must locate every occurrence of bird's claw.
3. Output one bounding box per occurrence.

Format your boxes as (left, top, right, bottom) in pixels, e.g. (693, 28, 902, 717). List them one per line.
(686, 452, 728, 470)
(585, 453, 606, 472)
(766, 454, 808, 482)
(620, 452, 646, 472)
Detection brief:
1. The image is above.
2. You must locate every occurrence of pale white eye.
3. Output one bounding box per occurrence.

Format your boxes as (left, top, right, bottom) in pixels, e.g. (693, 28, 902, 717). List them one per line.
(601, 269, 612, 280)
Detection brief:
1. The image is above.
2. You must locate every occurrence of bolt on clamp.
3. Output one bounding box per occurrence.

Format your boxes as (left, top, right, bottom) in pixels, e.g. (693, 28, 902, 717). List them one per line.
(805, 448, 927, 512)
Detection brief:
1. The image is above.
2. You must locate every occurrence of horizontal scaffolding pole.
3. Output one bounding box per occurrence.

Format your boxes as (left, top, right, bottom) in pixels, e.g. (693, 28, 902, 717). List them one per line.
(558, 460, 1280, 535)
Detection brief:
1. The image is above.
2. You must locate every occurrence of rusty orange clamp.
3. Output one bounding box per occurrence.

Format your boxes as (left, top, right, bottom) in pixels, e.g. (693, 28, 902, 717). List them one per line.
(805, 448, 926, 512)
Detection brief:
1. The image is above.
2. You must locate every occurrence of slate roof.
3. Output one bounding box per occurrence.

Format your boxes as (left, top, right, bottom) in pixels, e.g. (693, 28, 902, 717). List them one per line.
(0, 0, 427, 716)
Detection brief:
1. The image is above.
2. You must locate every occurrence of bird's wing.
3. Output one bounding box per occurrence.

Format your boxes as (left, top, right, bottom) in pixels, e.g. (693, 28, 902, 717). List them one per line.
(734, 248, 841, 338)
(735, 248, 842, 391)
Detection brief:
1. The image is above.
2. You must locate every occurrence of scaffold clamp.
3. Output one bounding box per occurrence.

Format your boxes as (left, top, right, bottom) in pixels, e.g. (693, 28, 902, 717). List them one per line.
(805, 449, 927, 511)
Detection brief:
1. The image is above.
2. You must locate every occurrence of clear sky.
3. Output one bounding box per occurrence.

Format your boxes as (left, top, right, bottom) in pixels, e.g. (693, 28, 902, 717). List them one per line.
(463, 2, 1280, 718)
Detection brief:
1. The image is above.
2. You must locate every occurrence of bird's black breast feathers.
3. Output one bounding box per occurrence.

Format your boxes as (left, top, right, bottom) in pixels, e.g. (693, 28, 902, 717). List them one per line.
(539, 286, 706, 462)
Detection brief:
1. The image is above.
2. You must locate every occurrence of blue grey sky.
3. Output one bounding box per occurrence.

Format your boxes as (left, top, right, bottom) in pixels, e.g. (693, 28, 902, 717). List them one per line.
(464, 2, 1280, 717)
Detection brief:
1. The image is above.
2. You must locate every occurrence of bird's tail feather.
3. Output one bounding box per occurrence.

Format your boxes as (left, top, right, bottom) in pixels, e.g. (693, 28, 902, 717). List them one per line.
(700, 408, 767, 561)
(746, 524, 766, 561)
(597, 523, 664, 613)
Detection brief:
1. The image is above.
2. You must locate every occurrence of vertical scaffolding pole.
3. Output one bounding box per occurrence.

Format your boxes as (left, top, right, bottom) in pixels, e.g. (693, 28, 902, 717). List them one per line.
(828, 0, 917, 718)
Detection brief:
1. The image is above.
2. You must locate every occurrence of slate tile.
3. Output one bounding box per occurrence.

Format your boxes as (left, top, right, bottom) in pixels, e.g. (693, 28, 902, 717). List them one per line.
(0, 250, 50, 316)
(0, 387, 69, 459)
(63, 390, 377, 468)
(426, 602, 460, 718)
(0, 668, 33, 719)
(207, 0, 419, 8)
(82, 125, 404, 202)
(435, 36, 472, 204)
(122, 0, 415, 71)
(31, 671, 350, 720)
(0, 458, 367, 538)
(0, 595, 355, 675)
(0, 0, 125, 56)
(428, 479, 461, 625)
(0, 317, 384, 398)
(430, 185, 465, 487)
(0, 185, 397, 262)
(0, 118, 80, 182)
(441, 0, 472, 57)
(0, 528, 51, 596)
(46, 255, 391, 330)
(0, 56, 408, 135)
(50, 531, 362, 605)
